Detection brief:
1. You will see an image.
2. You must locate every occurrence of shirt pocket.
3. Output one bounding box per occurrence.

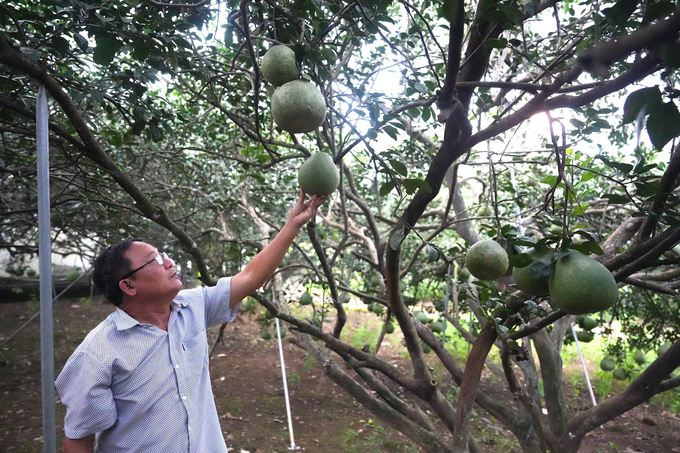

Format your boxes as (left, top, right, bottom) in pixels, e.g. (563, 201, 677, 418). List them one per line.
(183, 330, 209, 385)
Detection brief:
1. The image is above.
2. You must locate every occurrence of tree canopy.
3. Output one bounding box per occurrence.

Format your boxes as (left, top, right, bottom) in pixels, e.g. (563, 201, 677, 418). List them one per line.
(2, 0, 680, 451)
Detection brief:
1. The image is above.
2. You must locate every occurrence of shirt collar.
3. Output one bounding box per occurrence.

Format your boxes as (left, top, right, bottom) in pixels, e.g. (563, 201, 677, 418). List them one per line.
(113, 298, 187, 330)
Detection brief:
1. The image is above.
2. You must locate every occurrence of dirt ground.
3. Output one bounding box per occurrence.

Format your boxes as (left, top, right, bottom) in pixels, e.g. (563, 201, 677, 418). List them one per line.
(1, 296, 680, 453)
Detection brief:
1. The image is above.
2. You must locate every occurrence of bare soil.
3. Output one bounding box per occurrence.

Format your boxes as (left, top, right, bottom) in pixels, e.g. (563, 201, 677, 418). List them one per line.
(1, 296, 679, 453)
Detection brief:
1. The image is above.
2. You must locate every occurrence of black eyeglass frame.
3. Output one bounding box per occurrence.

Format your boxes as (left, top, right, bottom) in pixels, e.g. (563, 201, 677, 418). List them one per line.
(119, 252, 170, 281)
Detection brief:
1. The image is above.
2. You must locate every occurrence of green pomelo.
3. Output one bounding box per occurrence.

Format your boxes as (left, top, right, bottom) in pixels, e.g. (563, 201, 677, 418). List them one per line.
(373, 304, 385, 315)
(658, 342, 672, 356)
(548, 251, 618, 315)
(67, 269, 81, 283)
(271, 80, 327, 133)
(512, 247, 553, 296)
(613, 368, 627, 380)
(260, 330, 272, 340)
(415, 311, 429, 324)
(261, 45, 298, 87)
(26, 268, 36, 277)
(582, 315, 599, 330)
(421, 341, 432, 354)
(430, 320, 445, 334)
(458, 267, 471, 281)
(298, 153, 340, 196)
(600, 356, 616, 371)
(465, 240, 509, 281)
(339, 292, 352, 304)
(633, 350, 647, 365)
(576, 330, 594, 343)
(385, 322, 394, 334)
(299, 291, 313, 306)
(477, 205, 493, 217)
(277, 327, 287, 339)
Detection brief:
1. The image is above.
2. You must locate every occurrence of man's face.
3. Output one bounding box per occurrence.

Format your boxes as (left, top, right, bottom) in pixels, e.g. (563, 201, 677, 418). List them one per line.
(122, 242, 183, 299)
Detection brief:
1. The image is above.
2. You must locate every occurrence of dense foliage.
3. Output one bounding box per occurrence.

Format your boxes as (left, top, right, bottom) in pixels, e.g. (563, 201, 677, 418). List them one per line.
(2, 0, 680, 451)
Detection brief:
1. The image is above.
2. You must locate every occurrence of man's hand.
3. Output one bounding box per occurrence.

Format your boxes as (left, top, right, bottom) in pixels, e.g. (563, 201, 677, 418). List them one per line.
(285, 190, 330, 230)
(230, 190, 330, 306)
(63, 434, 94, 453)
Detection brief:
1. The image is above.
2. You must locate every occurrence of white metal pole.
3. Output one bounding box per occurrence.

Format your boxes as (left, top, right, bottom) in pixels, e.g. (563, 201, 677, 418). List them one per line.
(275, 317, 298, 450)
(570, 323, 597, 407)
(37, 85, 56, 452)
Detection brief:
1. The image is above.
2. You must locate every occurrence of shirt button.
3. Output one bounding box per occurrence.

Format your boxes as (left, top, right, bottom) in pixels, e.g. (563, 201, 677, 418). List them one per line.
(175, 364, 180, 369)
(188, 426, 192, 431)
(182, 395, 187, 400)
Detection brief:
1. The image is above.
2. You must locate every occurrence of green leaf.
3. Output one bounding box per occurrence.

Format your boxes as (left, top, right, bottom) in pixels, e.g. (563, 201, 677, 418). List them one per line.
(597, 156, 633, 174)
(148, 123, 162, 142)
(646, 101, 680, 150)
(528, 259, 554, 279)
(132, 42, 150, 61)
(73, 33, 88, 51)
(413, 81, 428, 93)
(622, 87, 662, 123)
(570, 241, 604, 255)
(425, 244, 439, 263)
(379, 180, 394, 196)
(572, 204, 588, 215)
(540, 175, 558, 185)
(580, 171, 595, 182)
(51, 36, 70, 55)
(389, 159, 408, 177)
(441, 0, 460, 23)
(389, 227, 405, 250)
(484, 38, 508, 49)
(93, 36, 120, 66)
(508, 253, 533, 268)
(403, 178, 432, 195)
(603, 193, 630, 204)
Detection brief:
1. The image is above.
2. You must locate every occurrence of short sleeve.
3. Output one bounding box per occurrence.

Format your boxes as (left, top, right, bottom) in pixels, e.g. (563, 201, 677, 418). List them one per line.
(203, 277, 237, 327)
(55, 351, 117, 439)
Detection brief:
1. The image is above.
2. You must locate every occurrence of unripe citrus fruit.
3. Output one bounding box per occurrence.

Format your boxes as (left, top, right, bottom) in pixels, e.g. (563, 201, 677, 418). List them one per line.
(659, 342, 672, 356)
(465, 240, 509, 281)
(600, 356, 616, 371)
(339, 292, 351, 304)
(299, 291, 312, 306)
(633, 350, 647, 365)
(67, 269, 81, 283)
(582, 315, 598, 330)
(430, 320, 445, 334)
(576, 330, 594, 343)
(613, 368, 627, 380)
(373, 304, 385, 315)
(261, 45, 298, 87)
(548, 251, 618, 315)
(415, 311, 429, 324)
(272, 80, 327, 133)
(385, 322, 394, 334)
(298, 153, 340, 196)
(512, 247, 553, 296)
(421, 341, 432, 354)
(260, 329, 272, 340)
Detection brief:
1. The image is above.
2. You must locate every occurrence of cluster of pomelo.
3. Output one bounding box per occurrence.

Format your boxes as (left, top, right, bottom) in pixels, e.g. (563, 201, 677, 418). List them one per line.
(261, 45, 327, 134)
(261, 45, 339, 196)
(464, 240, 618, 316)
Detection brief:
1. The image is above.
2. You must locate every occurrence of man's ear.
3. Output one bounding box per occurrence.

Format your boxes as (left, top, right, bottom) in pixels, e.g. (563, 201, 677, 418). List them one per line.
(119, 279, 137, 297)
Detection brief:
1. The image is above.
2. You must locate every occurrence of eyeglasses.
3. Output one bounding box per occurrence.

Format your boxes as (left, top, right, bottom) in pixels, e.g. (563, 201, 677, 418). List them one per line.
(120, 252, 171, 281)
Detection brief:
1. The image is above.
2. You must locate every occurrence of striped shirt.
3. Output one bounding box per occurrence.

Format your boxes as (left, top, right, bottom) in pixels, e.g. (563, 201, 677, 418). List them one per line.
(56, 277, 236, 453)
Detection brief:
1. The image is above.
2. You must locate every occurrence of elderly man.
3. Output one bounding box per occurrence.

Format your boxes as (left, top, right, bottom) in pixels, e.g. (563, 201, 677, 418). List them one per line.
(56, 191, 327, 453)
